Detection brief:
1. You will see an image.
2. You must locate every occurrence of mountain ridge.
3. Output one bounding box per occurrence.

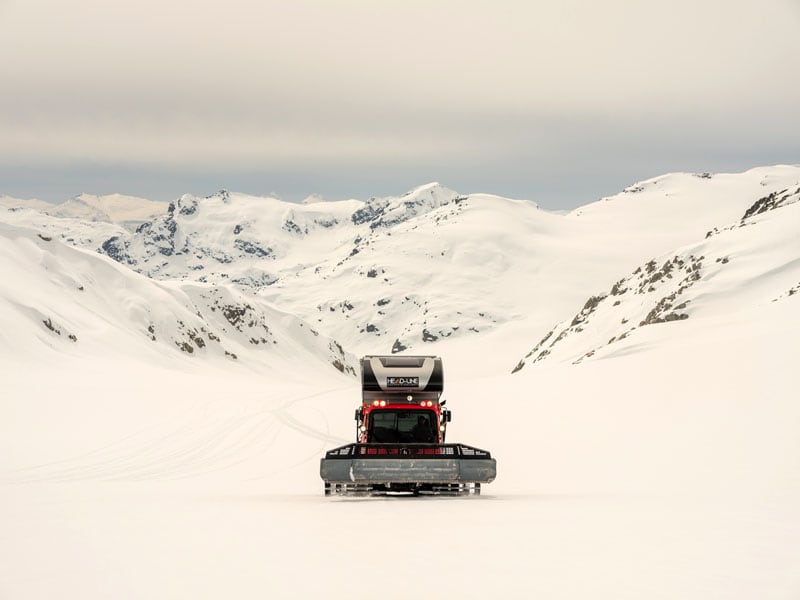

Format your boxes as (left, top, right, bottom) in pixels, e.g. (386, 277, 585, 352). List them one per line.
(2, 165, 799, 374)
(513, 183, 800, 371)
(0, 221, 356, 375)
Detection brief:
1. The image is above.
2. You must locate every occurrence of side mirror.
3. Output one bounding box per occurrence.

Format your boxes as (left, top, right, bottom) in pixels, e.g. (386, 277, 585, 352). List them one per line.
(440, 399, 447, 406)
(354, 408, 363, 421)
(444, 409, 452, 423)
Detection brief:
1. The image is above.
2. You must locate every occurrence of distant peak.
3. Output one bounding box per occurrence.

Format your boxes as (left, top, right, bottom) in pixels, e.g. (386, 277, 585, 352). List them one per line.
(302, 193, 324, 205)
(403, 181, 446, 195)
(206, 189, 230, 202)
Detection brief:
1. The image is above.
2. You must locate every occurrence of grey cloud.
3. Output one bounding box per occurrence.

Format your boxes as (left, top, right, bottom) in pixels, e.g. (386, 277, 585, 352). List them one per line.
(0, 0, 798, 207)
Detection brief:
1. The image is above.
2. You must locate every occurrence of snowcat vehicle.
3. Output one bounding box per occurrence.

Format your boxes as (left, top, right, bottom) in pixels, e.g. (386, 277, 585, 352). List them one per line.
(320, 355, 496, 496)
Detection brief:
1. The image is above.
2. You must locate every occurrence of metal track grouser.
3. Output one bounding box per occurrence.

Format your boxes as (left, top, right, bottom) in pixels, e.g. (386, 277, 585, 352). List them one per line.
(320, 355, 496, 496)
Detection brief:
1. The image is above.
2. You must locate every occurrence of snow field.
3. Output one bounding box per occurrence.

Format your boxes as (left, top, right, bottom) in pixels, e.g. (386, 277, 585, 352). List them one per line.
(2, 166, 799, 599)
(2, 301, 799, 600)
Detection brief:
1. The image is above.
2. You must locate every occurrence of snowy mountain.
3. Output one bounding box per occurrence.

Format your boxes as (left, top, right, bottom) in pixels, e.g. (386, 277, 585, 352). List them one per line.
(75, 165, 800, 368)
(3, 165, 800, 380)
(4, 165, 798, 369)
(1, 192, 167, 231)
(2, 166, 799, 600)
(58, 193, 168, 229)
(0, 195, 52, 212)
(1, 203, 129, 250)
(4, 167, 800, 372)
(0, 222, 356, 375)
(512, 182, 800, 371)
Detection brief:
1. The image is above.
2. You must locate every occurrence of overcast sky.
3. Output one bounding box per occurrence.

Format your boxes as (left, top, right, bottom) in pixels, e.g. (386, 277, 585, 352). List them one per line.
(1, 0, 799, 208)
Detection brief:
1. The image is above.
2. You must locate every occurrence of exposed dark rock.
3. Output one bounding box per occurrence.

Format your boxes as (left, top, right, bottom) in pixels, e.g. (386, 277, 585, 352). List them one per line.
(351, 201, 388, 226)
(327, 340, 355, 375)
(663, 313, 689, 322)
(129, 213, 180, 258)
(100, 236, 133, 265)
(221, 304, 252, 329)
(155, 219, 179, 256)
(314, 217, 337, 228)
(230, 273, 277, 287)
(282, 219, 306, 235)
(422, 329, 438, 342)
(391, 339, 408, 354)
(570, 294, 607, 327)
(178, 198, 198, 216)
(742, 188, 799, 221)
(42, 317, 77, 342)
(177, 341, 194, 353)
(641, 295, 675, 326)
(208, 190, 230, 203)
(234, 239, 272, 258)
(523, 330, 554, 360)
(610, 279, 628, 296)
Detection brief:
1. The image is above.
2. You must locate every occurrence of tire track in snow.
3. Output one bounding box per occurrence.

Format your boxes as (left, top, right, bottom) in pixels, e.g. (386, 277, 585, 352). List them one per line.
(0, 385, 351, 484)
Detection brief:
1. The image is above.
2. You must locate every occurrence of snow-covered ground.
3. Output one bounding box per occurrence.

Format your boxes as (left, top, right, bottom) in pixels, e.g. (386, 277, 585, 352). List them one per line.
(1, 166, 799, 599)
(2, 318, 798, 599)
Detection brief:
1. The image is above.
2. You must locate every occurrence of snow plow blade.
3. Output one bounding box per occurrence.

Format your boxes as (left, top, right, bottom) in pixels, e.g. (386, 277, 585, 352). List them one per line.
(320, 443, 496, 496)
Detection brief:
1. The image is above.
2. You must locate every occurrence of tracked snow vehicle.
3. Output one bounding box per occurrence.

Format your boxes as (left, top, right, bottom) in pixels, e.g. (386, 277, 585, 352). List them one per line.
(320, 355, 496, 496)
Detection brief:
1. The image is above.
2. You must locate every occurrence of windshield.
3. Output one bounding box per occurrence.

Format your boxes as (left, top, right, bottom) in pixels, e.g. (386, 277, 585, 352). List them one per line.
(368, 410, 437, 443)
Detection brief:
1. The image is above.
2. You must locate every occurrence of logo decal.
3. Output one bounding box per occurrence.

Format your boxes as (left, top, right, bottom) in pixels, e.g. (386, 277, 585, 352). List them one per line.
(386, 376, 419, 388)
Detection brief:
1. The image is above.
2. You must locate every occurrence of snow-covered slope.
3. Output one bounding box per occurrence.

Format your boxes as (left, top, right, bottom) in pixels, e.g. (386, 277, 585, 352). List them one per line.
(1, 166, 799, 600)
(0, 195, 52, 212)
(0, 223, 355, 375)
(1, 193, 167, 231)
(57, 193, 168, 229)
(1, 204, 129, 250)
(3, 166, 799, 374)
(513, 181, 800, 371)
(93, 166, 800, 367)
